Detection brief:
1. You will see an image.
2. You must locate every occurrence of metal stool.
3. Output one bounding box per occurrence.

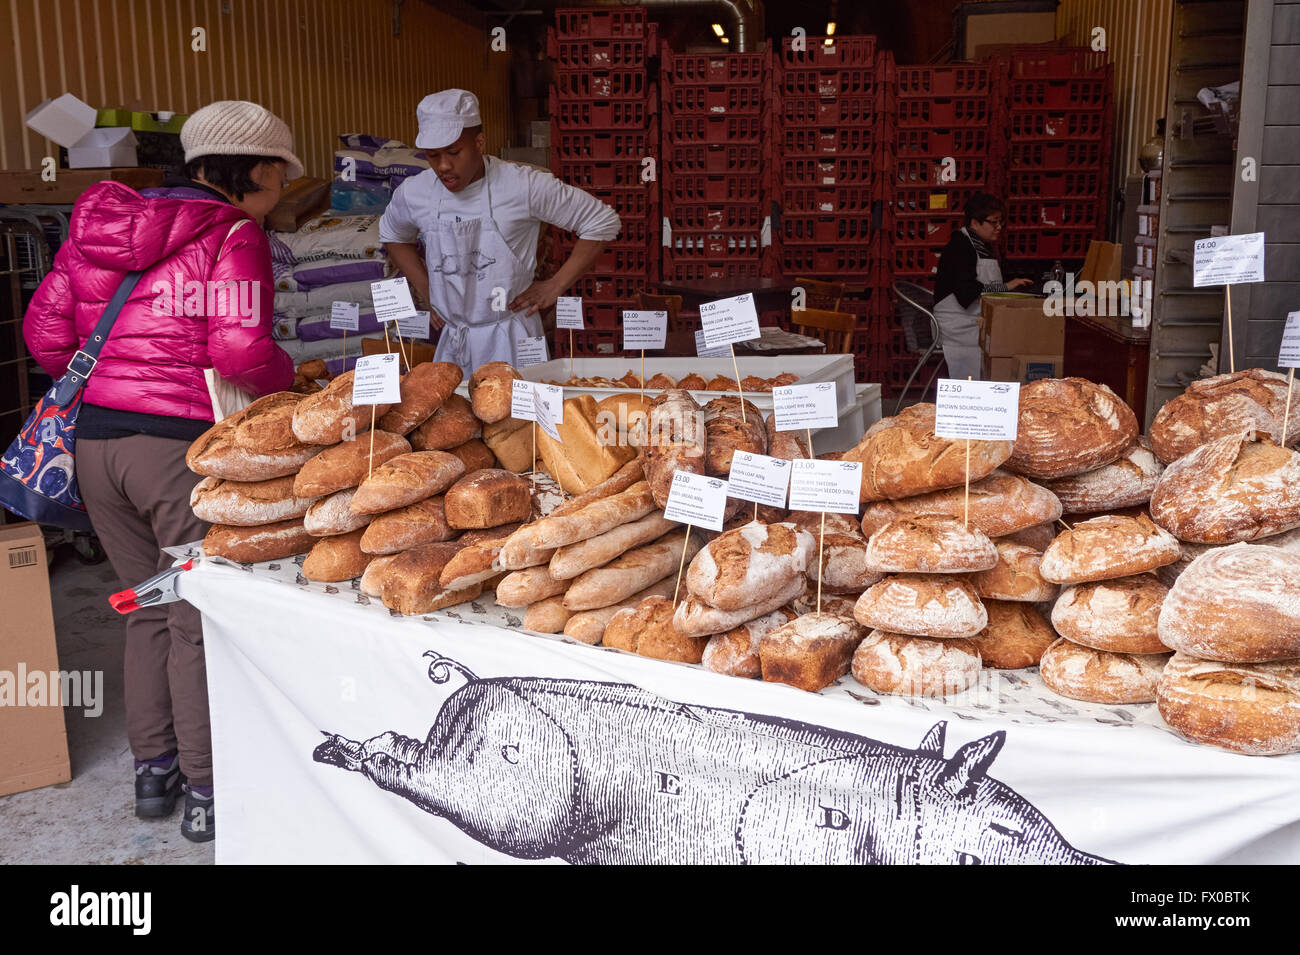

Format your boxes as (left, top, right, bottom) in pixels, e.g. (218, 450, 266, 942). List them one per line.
(892, 281, 945, 415)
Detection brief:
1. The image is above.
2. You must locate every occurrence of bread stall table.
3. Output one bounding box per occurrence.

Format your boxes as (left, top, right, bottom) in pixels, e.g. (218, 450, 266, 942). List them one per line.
(165, 545, 1300, 866)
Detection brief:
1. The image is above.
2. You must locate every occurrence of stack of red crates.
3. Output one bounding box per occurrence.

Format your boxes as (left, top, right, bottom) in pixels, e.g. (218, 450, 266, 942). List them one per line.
(548, 7, 661, 356)
(998, 49, 1113, 277)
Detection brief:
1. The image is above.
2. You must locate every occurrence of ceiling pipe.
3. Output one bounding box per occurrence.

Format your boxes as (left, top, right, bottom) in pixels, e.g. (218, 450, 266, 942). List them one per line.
(578, 0, 765, 52)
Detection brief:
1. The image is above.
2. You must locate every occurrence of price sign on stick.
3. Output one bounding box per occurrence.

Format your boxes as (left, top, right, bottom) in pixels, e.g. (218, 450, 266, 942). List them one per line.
(727, 451, 791, 509)
(694, 329, 730, 359)
(788, 459, 861, 514)
(699, 293, 761, 348)
(397, 310, 431, 339)
(510, 378, 537, 421)
(533, 383, 564, 442)
(622, 310, 668, 350)
(555, 297, 585, 331)
(351, 353, 401, 405)
(1194, 233, 1266, 287)
(370, 277, 419, 324)
(515, 335, 549, 367)
(933, 379, 1021, 442)
(663, 470, 729, 532)
(1277, 312, 1300, 442)
(773, 382, 838, 431)
(329, 301, 360, 331)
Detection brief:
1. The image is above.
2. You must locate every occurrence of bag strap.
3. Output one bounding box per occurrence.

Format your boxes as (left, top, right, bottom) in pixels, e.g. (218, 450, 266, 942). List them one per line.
(53, 269, 145, 406)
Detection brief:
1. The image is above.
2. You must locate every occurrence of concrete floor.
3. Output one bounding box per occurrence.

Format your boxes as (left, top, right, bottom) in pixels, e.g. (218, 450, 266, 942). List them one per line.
(0, 541, 213, 864)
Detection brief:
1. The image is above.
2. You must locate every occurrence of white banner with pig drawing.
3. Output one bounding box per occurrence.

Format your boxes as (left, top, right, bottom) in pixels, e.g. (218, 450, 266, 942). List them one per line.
(176, 559, 1300, 865)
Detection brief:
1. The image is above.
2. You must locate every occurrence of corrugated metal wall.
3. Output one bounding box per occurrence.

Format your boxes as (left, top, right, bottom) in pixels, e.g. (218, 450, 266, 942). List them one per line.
(1056, 0, 1174, 177)
(0, 0, 510, 177)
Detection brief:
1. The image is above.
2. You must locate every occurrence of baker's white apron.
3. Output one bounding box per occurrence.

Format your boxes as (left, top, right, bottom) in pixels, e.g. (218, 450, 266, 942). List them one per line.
(934, 235, 1004, 381)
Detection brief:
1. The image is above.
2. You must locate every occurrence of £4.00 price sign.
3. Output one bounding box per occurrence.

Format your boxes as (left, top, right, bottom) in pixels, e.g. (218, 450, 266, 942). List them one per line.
(933, 379, 1020, 442)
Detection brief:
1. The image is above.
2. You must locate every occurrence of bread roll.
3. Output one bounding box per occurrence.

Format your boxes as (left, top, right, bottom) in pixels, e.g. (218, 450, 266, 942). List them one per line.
(863, 516, 998, 574)
(1043, 437, 1163, 514)
(646, 372, 676, 389)
(481, 416, 537, 473)
(645, 389, 706, 508)
(1039, 638, 1168, 703)
(445, 438, 496, 473)
(1156, 652, 1300, 755)
(549, 513, 677, 580)
(291, 371, 392, 445)
(202, 519, 315, 563)
(443, 468, 531, 529)
(1051, 576, 1168, 654)
(495, 565, 569, 608)
(673, 575, 807, 638)
(350, 451, 465, 514)
(678, 373, 707, 390)
(409, 393, 480, 452)
(851, 630, 982, 697)
(523, 596, 571, 634)
(302, 528, 372, 582)
(188, 392, 321, 481)
(468, 362, 520, 424)
(853, 574, 986, 638)
(968, 541, 1056, 602)
(561, 576, 674, 645)
(969, 601, 1056, 669)
(377, 362, 462, 434)
(1149, 368, 1300, 465)
(999, 522, 1057, 551)
(189, 475, 320, 526)
(304, 487, 372, 536)
(359, 553, 400, 597)
(604, 595, 709, 663)
(702, 609, 796, 678)
(536, 393, 636, 495)
(1039, 513, 1180, 584)
(1006, 378, 1138, 479)
(359, 496, 453, 554)
(702, 396, 766, 477)
(764, 412, 811, 462)
(438, 523, 525, 590)
(686, 522, 815, 611)
(1149, 432, 1300, 544)
(859, 471, 1061, 541)
(563, 529, 702, 611)
(293, 430, 411, 498)
(759, 613, 864, 692)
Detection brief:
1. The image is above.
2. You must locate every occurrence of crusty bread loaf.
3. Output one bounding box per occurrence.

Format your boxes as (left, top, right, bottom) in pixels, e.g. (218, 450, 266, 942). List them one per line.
(673, 575, 807, 638)
(1149, 368, 1300, 465)
(1156, 652, 1300, 755)
(189, 475, 320, 526)
(528, 481, 656, 551)
(437, 522, 524, 590)
(604, 595, 709, 663)
(1039, 638, 1168, 703)
(523, 596, 571, 634)
(645, 389, 706, 508)
(561, 576, 673, 645)
(759, 613, 864, 692)
(859, 470, 1062, 539)
(863, 516, 998, 574)
(376, 362, 462, 434)
(291, 371, 392, 446)
(377, 540, 475, 614)
(409, 393, 480, 452)
(702, 396, 766, 477)
(494, 565, 568, 608)
(1149, 432, 1300, 544)
(468, 361, 520, 424)
(293, 430, 410, 498)
(480, 416, 536, 473)
(1043, 437, 1163, 514)
(302, 528, 372, 582)
(840, 402, 1012, 502)
(1052, 576, 1168, 654)
(788, 589, 861, 623)
(702, 609, 796, 678)
(359, 496, 453, 554)
(359, 553, 400, 597)
(998, 522, 1057, 551)
(443, 468, 531, 529)
(786, 512, 879, 593)
(851, 630, 982, 697)
(969, 601, 1056, 669)
(764, 411, 810, 462)
(594, 393, 652, 452)
(853, 574, 987, 638)
(563, 529, 702, 611)
(536, 393, 636, 495)
(686, 521, 815, 611)
(445, 438, 496, 473)
(549, 513, 677, 580)
(187, 392, 321, 481)
(231, 391, 310, 454)
(1039, 513, 1180, 584)
(304, 487, 372, 536)
(968, 541, 1056, 602)
(1157, 543, 1300, 662)
(1006, 378, 1138, 480)
(349, 451, 465, 514)
(202, 519, 315, 563)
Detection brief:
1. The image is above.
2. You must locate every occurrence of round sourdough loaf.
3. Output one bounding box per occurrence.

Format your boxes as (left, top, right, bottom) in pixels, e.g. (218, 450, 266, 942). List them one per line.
(1156, 652, 1300, 755)
(686, 521, 815, 611)
(859, 470, 1062, 539)
(1051, 575, 1169, 654)
(968, 541, 1057, 602)
(468, 362, 521, 424)
(377, 362, 463, 435)
(862, 515, 998, 574)
(702, 396, 766, 477)
(1158, 527, 1300, 588)
(1039, 513, 1180, 584)
(969, 601, 1057, 668)
(1006, 378, 1138, 479)
(604, 595, 708, 663)
(851, 630, 982, 697)
(1039, 638, 1168, 703)
(998, 522, 1057, 551)
(853, 574, 987, 638)
(1149, 368, 1300, 465)
(840, 402, 1012, 502)
(1043, 437, 1163, 514)
(1158, 543, 1300, 662)
(1149, 432, 1300, 543)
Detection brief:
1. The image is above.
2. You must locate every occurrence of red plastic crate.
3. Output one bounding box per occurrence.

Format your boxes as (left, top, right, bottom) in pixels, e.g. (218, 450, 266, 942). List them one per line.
(780, 216, 875, 244)
(548, 30, 653, 69)
(780, 126, 877, 155)
(1006, 198, 1104, 228)
(664, 82, 763, 114)
(896, 128, 990, 157)
(664, 114, 764, 143)
(779, 35, 876, 67)
(554, 69, 648, 100)
(552, 128, 655, 161)
(778, 242, 887, 276)
(571, 272, 644, 302)
(894, 157, 988, 187)
(554, 7, 645, 39)
(571, 303, 623, 329)
(1007, 169, 1104, 198)
(555, 223, 655, 255)
(665, 232, 762, 259)
(777, 94, 878, 126)
(663, 51, 766, 85)
(780, 156, 878, 186)
(780, 184, 879, 214)
(665, 173, 764, 203)
(896, 66, 992, 98)
(553, 160, 646, 190)
(777, 66, 875, 99)
(664, 201, 765, 231)
(1010, 49, 1108, 78)
(550, 96, 655, 128)
(1010, 110, 1108, 141)
(894, 246, 941, 276)
(666, 143, 763, 175)
(1010, 77, 1107, 109)
(896, 97, 990, 127)
(1002, 227, 1096, 259)
(555, 327, 622, 357)
(597, 186, 656, 218)
(665, 259, 763, 282)
(1010, 140, 1106, 169)
(894, 215, 959, 246)
(892, 186, 979, 216)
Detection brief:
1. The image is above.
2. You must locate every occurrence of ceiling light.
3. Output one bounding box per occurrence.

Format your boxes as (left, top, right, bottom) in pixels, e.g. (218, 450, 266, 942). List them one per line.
(826, 21, 837, 35)
(720, 36, 729, 43)
(712, 22, 724, 37)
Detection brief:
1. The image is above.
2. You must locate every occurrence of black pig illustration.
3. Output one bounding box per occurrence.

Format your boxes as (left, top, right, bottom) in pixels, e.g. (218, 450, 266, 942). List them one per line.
(314, 653, 1116, 865)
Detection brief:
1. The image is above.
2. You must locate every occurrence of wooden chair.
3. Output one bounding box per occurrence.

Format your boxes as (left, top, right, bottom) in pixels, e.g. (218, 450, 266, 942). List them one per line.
(790, 307, 856, 354)
(793, 276, 846, 311)
(638, 292, 682, 328)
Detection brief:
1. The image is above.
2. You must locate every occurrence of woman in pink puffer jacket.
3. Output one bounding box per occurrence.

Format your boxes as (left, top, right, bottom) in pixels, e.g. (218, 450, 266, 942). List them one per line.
(22, 101, 298, 844)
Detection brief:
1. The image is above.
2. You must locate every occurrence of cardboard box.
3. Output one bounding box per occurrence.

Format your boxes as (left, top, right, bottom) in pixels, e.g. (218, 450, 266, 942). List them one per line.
(529, 120, 550, 149)
(984, 354, 1063, 384)
(0, 167, 163, 204)
(25, 93, 97, 147)
(1079, 240, 1122, 286)
(362, 335, 437, 366)
(0, 522, 72, 798)
(265, 177, 331, 233)
(67, 127, 138, 168)
(979, 295, 1063, 357)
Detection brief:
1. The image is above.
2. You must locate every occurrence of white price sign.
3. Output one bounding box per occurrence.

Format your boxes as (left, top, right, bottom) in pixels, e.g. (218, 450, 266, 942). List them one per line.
(329, 301, 360, 331)
(396, 310, 431, 339)
(1279, 312, 1300, 369)
(726, 451, 791, 508)
(663, 470, 729, 532)
(351, 353, 402, 405)
(699, 293, 761, 348)
(1194, 232, 1266, 287)
(694, 329, 730, 358)
(510, 378, 537, 421)
(933, 379, 1021, 441)
(622, 310, 668, 350)
(534, 383, 563, 442)
(772, 382, 838, 431)
(787, 458, 862, 514)
(556, 297, 585, 331)
(515, 335, 549, 367)
(370, 277, 419, 324)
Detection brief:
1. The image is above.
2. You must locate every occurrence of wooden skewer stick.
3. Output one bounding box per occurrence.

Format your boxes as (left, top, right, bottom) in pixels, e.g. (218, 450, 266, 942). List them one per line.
(1284, 367, 1295, 444)
(673, 526, 691, 605)
(367, 405, 376, 480)
(816, 510, 826, 616)
(729, 343, 746, 423)
(569, 328, 575, 382)
(1057, 517, 1071, 531)
(962, 375, 972, 531)
(1226, 288, 1235, 373)
(641, 349, 645, 404)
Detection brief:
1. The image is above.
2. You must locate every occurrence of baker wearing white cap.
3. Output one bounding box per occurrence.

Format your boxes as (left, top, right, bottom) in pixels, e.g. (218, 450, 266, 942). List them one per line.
(380, 89, 622, 372)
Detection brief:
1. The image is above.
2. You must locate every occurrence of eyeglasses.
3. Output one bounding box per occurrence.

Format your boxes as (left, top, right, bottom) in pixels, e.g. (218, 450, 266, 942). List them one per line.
(981, 217, 1004, 229)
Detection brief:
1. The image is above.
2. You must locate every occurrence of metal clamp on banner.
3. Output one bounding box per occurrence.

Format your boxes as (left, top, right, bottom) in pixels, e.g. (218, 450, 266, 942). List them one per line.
(109, 560, 195, 614)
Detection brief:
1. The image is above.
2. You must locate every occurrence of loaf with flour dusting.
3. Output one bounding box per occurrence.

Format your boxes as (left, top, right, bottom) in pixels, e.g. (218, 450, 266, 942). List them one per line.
(603, 595, 708, 663)
(304, 487, 372, 536)
(685, 521, 815, 611)
(1157, 652, 1300, 755)
(1038, 513, 1179, 584)
(1052, 576, 1168, 654)
(759, 613, 864, 692)
(645, 389, 706, 509)
(561, 576, 673, 645)
(863, 516, 998, 574)
(859, 470, 1061, 539)
(1149, 368, 1300, 465)
(1043, 437, 1163, 514)
(1039, 638, 1168, 703)
(851, 630, 982, 697)
(188, 392, 322, 481)
(190, 475, 320, 526)
(674, 575, 807, 638)
(998, 522, 1057, 551)
(291, 371, 392, 446)
(853, 574, 987, 637)
(1006, 378, 1137, 479)
(703, 609, 796, 678)
(968, 541, 1056, 602)
(968, 601, 1056, 669)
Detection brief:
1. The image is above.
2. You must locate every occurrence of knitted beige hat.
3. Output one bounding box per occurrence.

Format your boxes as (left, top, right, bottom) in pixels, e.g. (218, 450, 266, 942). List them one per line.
(181, 101, 304, 179)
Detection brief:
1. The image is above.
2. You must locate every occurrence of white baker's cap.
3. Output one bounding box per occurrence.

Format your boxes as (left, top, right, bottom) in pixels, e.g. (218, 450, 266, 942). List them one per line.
(415, 89, 482, 149)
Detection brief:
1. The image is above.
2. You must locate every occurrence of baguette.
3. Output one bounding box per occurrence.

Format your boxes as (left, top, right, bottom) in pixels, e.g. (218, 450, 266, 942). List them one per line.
(562, 529, 702, 611)
(548, 513, 677, 580)
(530, 481, 657, 550)
(494, 565, 569, 608)
(437, 522, 525, 590)
(523, 596, 571, 634)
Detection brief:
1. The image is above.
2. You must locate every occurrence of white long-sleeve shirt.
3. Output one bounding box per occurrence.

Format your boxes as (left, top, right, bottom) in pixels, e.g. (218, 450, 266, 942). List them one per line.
(378, 156, 622, 277)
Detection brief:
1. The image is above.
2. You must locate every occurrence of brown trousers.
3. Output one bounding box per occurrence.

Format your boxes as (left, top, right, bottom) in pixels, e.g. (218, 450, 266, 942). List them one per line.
(76, 434, 213, 786)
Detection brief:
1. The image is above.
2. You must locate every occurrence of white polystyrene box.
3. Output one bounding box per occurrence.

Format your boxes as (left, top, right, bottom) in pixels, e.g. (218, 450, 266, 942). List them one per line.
(25, 93, 97, 148)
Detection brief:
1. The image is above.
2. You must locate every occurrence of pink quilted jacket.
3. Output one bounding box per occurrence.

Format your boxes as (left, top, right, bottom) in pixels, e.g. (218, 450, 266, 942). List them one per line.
(23, 181, 292, 422)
